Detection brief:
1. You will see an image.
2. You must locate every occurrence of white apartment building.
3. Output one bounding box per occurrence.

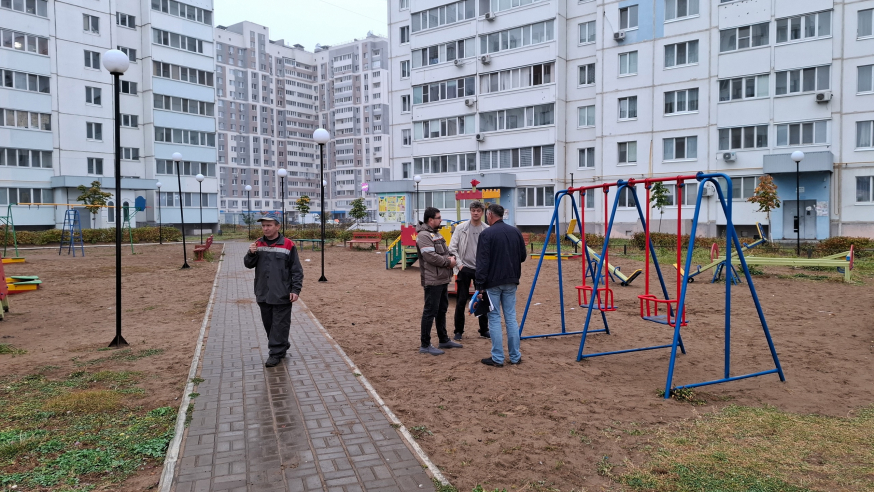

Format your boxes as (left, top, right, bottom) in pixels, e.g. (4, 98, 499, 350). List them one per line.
(1, 0, 219, 231)
(383, 0, 874, 239)
(214, 23, 390, 224)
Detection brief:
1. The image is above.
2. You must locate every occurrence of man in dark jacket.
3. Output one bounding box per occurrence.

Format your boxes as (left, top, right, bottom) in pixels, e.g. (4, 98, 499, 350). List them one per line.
(243, 213, 304, 367)
(416, 207, 463, 355)
(475, 204, 526, 367)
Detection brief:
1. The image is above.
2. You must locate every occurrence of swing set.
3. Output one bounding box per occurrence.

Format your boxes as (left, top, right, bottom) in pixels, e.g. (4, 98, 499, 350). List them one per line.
(520, 172, 785, 398)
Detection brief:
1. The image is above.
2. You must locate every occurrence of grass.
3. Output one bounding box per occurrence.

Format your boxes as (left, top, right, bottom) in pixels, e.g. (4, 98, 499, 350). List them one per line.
(74, 348, 164, 367)
(0, 344, 27, 355)
(618, 404, 874, 491)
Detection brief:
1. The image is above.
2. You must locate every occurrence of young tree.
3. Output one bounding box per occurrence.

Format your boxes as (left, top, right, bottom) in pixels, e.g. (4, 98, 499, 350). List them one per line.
(649, 182, 671, 233)
(747, 174, 781, 241)
(349, 197, 368, 223)
(76, 180, 113, 228)
(295, 195, 311, 216)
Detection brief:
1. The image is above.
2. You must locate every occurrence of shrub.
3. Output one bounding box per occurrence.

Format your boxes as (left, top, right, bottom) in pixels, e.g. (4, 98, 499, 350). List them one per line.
(0, 226, 181, 246)
(632, 232, 725, 250)
(817, 236, 873, 258)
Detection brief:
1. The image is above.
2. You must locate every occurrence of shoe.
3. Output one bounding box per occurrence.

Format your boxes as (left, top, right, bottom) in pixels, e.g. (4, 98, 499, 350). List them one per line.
(453, 334, 463, 341)
(265, 356, 282, 367)
(509, 359, 522, 365)
(419, 345, 445, 356)
(438, 340, 463, 349)
(481, 357, 503, 367)
(479, 332, 491, 339)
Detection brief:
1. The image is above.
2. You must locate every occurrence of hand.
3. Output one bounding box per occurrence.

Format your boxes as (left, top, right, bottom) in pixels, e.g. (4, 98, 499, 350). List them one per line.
(477, 292, 483, 300)
(449, 256, 457, 268)
(290, 293, 299, 302)
(249, 242, 258, 253)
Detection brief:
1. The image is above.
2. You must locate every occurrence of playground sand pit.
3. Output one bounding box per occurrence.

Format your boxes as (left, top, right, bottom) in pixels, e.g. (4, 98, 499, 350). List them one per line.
(302, 247, 874, 491)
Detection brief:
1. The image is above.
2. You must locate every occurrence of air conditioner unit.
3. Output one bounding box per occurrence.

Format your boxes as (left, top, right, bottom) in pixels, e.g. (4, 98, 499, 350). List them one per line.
(464, 98, 476, 107)
(484, 12, 496, 21)
(613, 31, 626, 41)
(702, 182, 717, 197)
(815, 90, 833, 103)
(480, 54, 491, 65)
(453, 58, 463, 67)
(475, 133, 485, 142)
(721, 152, 737, 162)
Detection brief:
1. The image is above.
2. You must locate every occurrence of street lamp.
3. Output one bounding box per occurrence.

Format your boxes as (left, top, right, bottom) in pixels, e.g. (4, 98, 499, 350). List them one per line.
(196, 173, 204, 244)
(173, 152, 189, 269)
(277, 168, 288, 236)
(791, 150, 805, 256)
(156, 181, 163, 245)
(103, 49, 129, 348)
(314, 128, 330, 283)
(413, 175, 422, 224)
(245, 185, 253, 239)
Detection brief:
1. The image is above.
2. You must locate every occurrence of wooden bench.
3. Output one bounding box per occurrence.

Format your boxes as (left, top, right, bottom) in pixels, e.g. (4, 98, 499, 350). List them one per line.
(194, 235, 213, 261)
(347, 232, 381, 250)
(292, 238, 327, 251)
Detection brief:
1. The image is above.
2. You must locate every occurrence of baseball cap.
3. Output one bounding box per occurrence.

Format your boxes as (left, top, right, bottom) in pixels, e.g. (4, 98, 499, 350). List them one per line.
(256, 212, 281, 223)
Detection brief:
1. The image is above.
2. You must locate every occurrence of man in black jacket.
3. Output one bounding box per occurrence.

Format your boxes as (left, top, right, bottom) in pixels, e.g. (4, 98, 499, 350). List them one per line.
(475, 204, 527, 367)
(243, 213, 304, 367)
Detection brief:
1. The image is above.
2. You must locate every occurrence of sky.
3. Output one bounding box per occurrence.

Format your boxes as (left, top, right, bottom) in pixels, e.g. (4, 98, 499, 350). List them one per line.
(213, 0, 389, 52)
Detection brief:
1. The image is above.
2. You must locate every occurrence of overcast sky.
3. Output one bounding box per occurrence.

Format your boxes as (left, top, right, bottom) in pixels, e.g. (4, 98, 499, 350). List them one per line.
(213, 0, 389, 51)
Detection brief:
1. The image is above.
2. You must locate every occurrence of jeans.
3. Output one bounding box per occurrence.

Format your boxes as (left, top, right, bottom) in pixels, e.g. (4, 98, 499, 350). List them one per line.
(421, 284, 449, 347)
(486, 284, 521, 364)
(258, 302, 292, 357)
(454, 267, 489, 336)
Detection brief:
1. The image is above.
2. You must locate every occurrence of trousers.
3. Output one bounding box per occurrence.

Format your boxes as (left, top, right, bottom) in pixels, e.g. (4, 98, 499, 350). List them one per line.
(257, 302, 292, 357)
(454, 267, 488, 336)
(421, 284, 449, 347)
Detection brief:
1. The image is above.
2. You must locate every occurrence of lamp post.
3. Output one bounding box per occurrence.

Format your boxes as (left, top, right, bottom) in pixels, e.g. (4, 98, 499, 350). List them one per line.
(245, 185, 252, 239)
(413, 175, 422, 224)
(173, 152, 189, 269)
(196, 173, 204, 244)
(791, 150, 805, 256)
(103, 49, 129, 348)
(277, 168, 288, 236)
(314, 128, 330, 282)
(156, 181, 163, 245)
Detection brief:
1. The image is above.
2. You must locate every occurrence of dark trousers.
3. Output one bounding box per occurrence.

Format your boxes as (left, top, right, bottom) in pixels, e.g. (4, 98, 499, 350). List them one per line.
(454, 267, 488, 336)
(421, 284, 449, 348)
(258, 302, 292, 357)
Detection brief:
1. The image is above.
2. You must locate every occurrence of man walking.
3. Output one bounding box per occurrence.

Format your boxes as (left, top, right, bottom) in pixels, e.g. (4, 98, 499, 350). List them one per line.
(244, 213, 304, 367)
(416, 207, 463, 355)
(475, 204, 526, 367)
(448, 201, 489, 341)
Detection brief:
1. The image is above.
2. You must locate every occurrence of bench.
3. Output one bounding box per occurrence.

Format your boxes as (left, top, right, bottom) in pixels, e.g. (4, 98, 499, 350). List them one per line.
(347, 232, 381, 250)
(292, 238, 327, 251)
(194, 235, 214, 261)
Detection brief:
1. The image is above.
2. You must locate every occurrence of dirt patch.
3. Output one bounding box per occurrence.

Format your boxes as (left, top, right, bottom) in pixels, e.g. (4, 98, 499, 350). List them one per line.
(301, 247, 874, 491)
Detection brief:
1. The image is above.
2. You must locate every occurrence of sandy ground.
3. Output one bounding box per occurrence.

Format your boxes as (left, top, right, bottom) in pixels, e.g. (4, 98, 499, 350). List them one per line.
(301, 246, 874, 491)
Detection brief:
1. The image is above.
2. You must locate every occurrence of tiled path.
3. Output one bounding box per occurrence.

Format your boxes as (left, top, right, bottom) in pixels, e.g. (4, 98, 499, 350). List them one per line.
(172, 243, 436, 492)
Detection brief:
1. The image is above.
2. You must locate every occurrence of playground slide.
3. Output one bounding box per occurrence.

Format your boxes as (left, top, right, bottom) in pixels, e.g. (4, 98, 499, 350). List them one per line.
(565, 233, 642, 286)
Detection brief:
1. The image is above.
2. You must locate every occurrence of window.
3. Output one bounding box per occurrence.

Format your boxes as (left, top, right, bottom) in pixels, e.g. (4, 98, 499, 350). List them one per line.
(719, 75, 769, 101)
(121, 114, 138, 127)
(155, 159, 217, 176)
(579, 147, 595, 168)
(665, 0, 698, 21)
(83, 14, 99, 34)
(118, 46, 136, 62)
(0, 69, 50, 93)
(86, 122, 102, 140)
(858, 65, 874, 93)
(84, 50, 100, 69)
(479, 20, 555, 55)
(579, 20, 595, 44)
(411, 0, 475, 32)
(116, 12, 136, 28)
(777, 11, 831, 43)
(578, 63, 595, 86)
(413, 76, 475, 104)
(718, 125, 769, 150)
(402, 129, 411, 146)
(150, 0, 213, 25)
(776, 120, 829, 146)
(152, 61, 214, 87)
(153, 94, 215, 116)
(0, 29, 49, 55)
(0, 108, 51, 130)
(480, 145, 554, 169)
(857, 176, 874, 202)
(0, 148, 51, 168)
(1, 0, 48, 17)
(717, 176, 760, 200)
(412, 38, 475, 67)
(616, 187, 638, 208)
(618, 96, 637, 120)
(87, 157, 103, 174)
(518, 186, 556, 207)
(412, 153, 477, 175)
(578, 105, 595, 127)
(618, 141, 637, 164)
(121, 147, 140, 160)
(664, 40, 698, 68)
(619, 51, 638, 75)
(414, 115, 475, 140)
(401, 60, 410, 78)
(85, 87, 101, 105)
(664, 88, 699, 114)
(860, 9, 874, 38)
(121, 80, 138, 95)
(619, 5, 638, 30)
(858, 121, 874, 148)
(154, 127, 216, 147)
(479, 104, 554, 132)
(775, 65, 830, 95)
(400, 0, 409, 10)
(720, 22, 769, 52)
(479, 63, 554, 94)
(400, 26, 410, 44)
(152, 28, 207, 54)
(663, 136, 697, 160)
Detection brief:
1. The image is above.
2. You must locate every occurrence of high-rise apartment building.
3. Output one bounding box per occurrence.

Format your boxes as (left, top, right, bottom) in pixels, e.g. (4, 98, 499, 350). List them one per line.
(1, 0, 219, 231)
(384, 0, 874, 239)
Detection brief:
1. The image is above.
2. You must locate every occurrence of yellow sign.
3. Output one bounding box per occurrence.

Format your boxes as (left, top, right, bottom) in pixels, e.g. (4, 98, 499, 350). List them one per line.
(378, 195, 406, 222)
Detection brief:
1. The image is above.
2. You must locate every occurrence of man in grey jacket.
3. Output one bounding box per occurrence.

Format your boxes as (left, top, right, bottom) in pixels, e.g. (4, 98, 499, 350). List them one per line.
(416, 207, 463, 355)
(448, 201, 489, 341)
(243, 213, 304, 367)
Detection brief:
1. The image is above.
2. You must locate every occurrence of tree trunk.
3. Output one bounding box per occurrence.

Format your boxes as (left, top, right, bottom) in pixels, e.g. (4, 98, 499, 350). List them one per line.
(658, 211, 663, 233)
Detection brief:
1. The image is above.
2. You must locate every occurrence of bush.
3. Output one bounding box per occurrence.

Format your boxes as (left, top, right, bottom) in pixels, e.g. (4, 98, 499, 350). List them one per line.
(817, 236, 873, 258)
(631, 232, 725, 250)
(0, 226, 181, 246)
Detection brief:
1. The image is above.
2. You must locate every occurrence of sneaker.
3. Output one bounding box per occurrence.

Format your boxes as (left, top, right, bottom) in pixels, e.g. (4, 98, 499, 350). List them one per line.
(479, 332, 491, 339)
(265, 356, 282, 367)
(419, 345, 445, 356)
(438, 340, 463, 349)
(481, 357, 503, 367)
(453, 334, 463, 341)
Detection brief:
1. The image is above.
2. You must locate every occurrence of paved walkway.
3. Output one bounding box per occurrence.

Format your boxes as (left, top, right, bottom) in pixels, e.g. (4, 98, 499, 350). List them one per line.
(172, 243, 435, 492)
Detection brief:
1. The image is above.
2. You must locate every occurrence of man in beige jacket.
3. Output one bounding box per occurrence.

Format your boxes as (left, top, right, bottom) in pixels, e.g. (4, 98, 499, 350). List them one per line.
(448, 201, 489, 341)
(416, 207, 463, 355)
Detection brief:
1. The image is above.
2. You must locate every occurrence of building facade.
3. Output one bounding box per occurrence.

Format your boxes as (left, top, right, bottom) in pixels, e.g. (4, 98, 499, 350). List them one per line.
(384, 0, 874, 239)
(1, 0, 219, 231)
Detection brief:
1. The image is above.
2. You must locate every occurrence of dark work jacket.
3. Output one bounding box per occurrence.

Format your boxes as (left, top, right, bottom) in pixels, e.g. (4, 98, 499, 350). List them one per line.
(243, 234, 304, 304)
(475, 219, 527, 290)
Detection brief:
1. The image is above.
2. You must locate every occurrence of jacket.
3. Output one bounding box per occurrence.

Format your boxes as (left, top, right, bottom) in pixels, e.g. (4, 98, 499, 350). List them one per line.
(448, 219, 488, 275)
(475, 219, 527, 290)
(415, 223, 453, 286)
(243, 234, 304, 304)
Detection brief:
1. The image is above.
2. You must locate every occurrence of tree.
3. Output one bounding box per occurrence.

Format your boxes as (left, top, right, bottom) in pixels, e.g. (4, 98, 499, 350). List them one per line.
(349, 197, 368, 223)
(747, 174, 781, 241)
(76, 180, 113, 228)
(649, 182, 671, 233)
(295, 195, 311, 216)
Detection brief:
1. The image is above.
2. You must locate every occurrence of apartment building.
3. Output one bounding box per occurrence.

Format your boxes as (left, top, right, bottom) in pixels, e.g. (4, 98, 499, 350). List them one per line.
(383, 0, 874, 239)
(214, 22, 390, 224)
(1, 0, 219, 231)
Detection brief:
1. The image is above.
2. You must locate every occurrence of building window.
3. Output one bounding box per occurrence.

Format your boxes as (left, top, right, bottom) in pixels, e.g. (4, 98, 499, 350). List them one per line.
(116, 12, 136, 28)
(775, 66, 830, 95)
(413, 76, 475, 104)
(83, 14, 99, 34)
(400, 0, 409, 10)
(719, 74, 769, 101)
(480, 63, 554, 94)
(401, 95, 411, 112)
(665, 0, 698, 21)
(718, 125, 769, 150)
(579, 20, 596, 44)
(479, 20, 554, 55)
(480, 145, 554, 169)
(579, 147, 595, 168)
(150, 0, 213, 25)
(578, 105, 595, 127)
(663, 136, 697, 160)
(0, 148, 52, 168)
(858, 65, 874, 93)
(0, 109, 51, 130)
(578, 63, 595, 86)
(152, 61, 215, 86)
(86, 122, 102, 140)
(1, 69, 50, 93)
(118, 46, 136, 62)
(857, 176, 874, 202)
(152, 28, 207, 54)
(619, 51, 638, 76)
(479, 104, 554, 132)
(776, 120, 828, 146)
(153, 94, 215, 116)
(87, 157, 103, 174)
(411, 0, 476, 33)
(122, 147, 140, 160)
(121, 80, 138, 95)
(1, 0, 48, 17)
(720, 23, 769, 52)
(664, 40, 698, 68)
(777, 11, 831, 43)
(400, 25, 410, 44)
(402, 129, 411, 146)
(413, 153, 477, 174)
(664, 88, 699, 114)
(84, 50, 100, 69)
(401, 60, 410, 78)
(860, 9, 874, 38)
(518, 186, 556, 208)
(619, 5, 638, 30)
(618, 141, 637, 164)
(413, 38, 475, 67)
(121, 114, 138, 127)
(154, 127, 216, 147)
(415, 115, 476, 140)
(618, 96, 637, 120)
(0, 29, 49, 55)
(858, 121, 874, 148)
